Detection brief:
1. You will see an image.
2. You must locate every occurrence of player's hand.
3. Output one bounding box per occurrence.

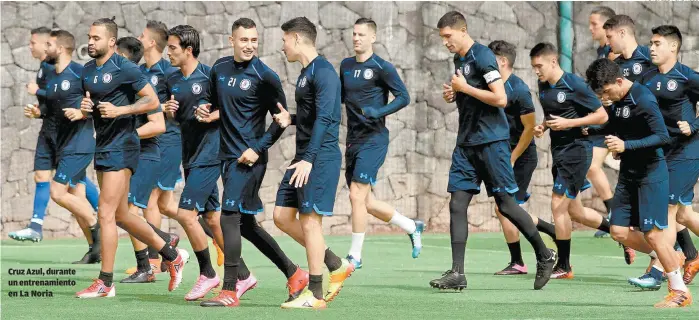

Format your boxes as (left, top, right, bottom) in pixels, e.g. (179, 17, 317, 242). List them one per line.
(611, 152, 620, 160)
(26, 82, 39, 95)
(81, 91, 94, 113)
(605, 135, 625, 153)
(601, 99, 613, 107)
(238, 148, 259, 167)
(533, 124, 546, 138)
(678, 120, 692, 136)
(582, 127, 589, 136)
(24, 104, 41, 118)
(164, 95, 179, 117)
(442, 83, 455, 103)
(288, 160, 312, 188)
(97, 101, 123, 118)
(450, 69, 470, 94)
(195, 103, 213, 123)
(62, 108, 85, 121)
(510, 155, 516, 168)
(273, 102, 291, 128)
(545, 115, 573, 131)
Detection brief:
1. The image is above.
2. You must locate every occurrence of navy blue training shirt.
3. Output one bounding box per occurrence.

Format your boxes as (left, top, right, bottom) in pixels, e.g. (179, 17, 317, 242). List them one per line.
(641, 62, 699, 159)
(165, 62, 219, 169)
(340, 54, 410, 145)
(36, 60, 57, 130)
(538, 72, 602, 146)
(504, 74, 536, 148)
(141, 58, 180, 147)
(614, 45, 651, 83)
(453, 42, 509, 146)
(597, 45, 611, 59)
(46, 61, 95, 155)
(82, 53, 147, 152)
(209, 56, 286, 164)
(293, 56, 342, 163)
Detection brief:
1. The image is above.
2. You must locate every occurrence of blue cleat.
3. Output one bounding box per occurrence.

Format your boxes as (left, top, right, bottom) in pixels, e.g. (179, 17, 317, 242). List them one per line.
(8, 227, 42, 242)
(628, 272, 662, 291)
(346, 255, 362, 269)
(593, 230, 609, 238)
(409, 220, 424, 258)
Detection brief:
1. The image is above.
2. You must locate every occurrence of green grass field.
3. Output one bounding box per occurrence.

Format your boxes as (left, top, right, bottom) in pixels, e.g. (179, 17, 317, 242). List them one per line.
(2, 231, 698, 319)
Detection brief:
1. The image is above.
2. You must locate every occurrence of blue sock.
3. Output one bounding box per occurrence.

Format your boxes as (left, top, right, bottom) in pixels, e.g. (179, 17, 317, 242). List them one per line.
(29, 182, 51, 233)
(649, 266, 664, 281)
(84, 178, 99, 212)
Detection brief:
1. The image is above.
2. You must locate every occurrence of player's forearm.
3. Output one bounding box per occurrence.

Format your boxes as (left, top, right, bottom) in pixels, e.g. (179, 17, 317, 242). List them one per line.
(136, 121, 166, 139)
(38, 103, 49, 119)
(461, 86, 507, 108)
(364, 93, 410, 119)
(123, 96, 159, 115)
(586, 122, 612, 136)
(208, 110, 220, 122)
(512, 130, 534, 161)
(252, 122, 285, 154)
(569, 109, 608, 127)
(624, 134, 670, 151)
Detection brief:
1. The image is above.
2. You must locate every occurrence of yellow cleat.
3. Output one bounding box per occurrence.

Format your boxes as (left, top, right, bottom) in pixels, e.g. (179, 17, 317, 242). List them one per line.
(654, 289, 692, 308)
(213, 241, 224, 266)
(125, 266, 137, 275)
(280, 289, 326, 309)
(324, 259, 355, 302)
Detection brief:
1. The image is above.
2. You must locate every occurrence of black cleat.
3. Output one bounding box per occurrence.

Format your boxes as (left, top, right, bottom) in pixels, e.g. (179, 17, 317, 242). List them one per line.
(72, 251, 101, 264)
(120, 270, 155, 283)
(534, 249, 557, 290)
(429, 270, 467, 291)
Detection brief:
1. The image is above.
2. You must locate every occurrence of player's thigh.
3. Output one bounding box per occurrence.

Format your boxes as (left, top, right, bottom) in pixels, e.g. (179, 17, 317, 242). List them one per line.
(98, 170, 132, 215)
(128, 159, 161, 209)
(349, 143, 387, 187)
(53, 154, 92, 197)
(512, 146, 537, 204)
(638, 179, 670, 232)
(667, 158, 699, 206)
(179, 165, 221, 212)
(609, 179, 634, 229)
(476, 141, 518, 197)
(34, 132, 57, 172)
(297, 156, 341, 216)
(221, 160, 265, 214)
(590, 145, 609, 167)
(447, 145, 481, 194)
(551, 142, 592, 199)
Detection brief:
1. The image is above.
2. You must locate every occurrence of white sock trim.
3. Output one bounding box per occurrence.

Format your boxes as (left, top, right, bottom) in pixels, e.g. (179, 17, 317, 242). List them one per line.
(389, 210, 416, 234)
(667, 268, 689, 292)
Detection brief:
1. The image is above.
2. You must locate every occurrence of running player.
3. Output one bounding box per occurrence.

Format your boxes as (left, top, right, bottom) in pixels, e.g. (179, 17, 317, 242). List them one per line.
(586, 58, 692, 308)
(200, 18, 309, 307)
(430, 12, 556, 291)
(486, 40, 557, 276)
(341, 18, 423, 269)
(530, 42, 612, 279)
(272, 17, 354, 309)
(75, 18, 187, 298)
(11, 27, 102, 261)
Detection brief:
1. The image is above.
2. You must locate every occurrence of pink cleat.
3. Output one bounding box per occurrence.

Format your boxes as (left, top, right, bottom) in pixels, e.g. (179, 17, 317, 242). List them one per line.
(185, 274, 221, 301)
(236, 274, 258, 299)
(75, 279, 115, 298)
(494, 262, 528, 275)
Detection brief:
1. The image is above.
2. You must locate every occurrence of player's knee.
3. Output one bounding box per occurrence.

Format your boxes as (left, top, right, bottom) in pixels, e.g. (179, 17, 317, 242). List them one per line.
(676, 211, 688, 225)
(449, 191, 472, 215)
(610, 227, 628, 243)
(98, 210, 116, 226)
(34, 171, 50, 183)
(349, 189, 366, 206)
(643, 229, 662, 245)
(49, 185, 66, 204)
(273, 209, 290, 230)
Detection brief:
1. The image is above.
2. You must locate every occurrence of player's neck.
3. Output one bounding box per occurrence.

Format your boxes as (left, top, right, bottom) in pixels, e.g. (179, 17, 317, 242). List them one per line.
(180, 59, 199, 77)
(621, 42, 638, 59)
(457, 37, 475, 58)
(657, 57, 677, 74)
(547, 67, 565, 85)
(55, 56, 71, 73)
(143, 50, 162, 68)
(95, 50, 115, 66)
(355, 50, 373, 63)
(500, 68, 512, 82)
(299, 48, 319, 68)
(619, 79, 634, 99)
(597, 38, 607, 47)
(38, 53, 48, 62)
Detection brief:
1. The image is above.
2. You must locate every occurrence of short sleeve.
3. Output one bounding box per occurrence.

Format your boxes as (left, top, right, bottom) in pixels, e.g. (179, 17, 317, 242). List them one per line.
(476, 48, 501, 84)
(573, 80, 602, 113)
(122, 64, 149, 93)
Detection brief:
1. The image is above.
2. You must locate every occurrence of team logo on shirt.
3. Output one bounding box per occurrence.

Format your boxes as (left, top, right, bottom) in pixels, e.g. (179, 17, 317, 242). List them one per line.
(102, 73, 112, 84)
(192, 83, 202, 94)
(632, 63, 642, 75)
(363, 68, 373, 79)
(462, 64, 471, 76)
(622, 106, 630, 118)
(239, 78, 251, 91)
(299, 76, 307, 88)
(556, 92, 566, 103)
(150, 75, 158, 86)
(61, 80, 71, 91)
(38, 68, 43, 79)
(667, 80, 678, 91)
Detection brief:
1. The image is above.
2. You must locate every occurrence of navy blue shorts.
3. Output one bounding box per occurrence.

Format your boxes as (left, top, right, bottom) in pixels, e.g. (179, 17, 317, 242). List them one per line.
(94, 150, 139, 174)
(588, 134, 607, 148)
(157, 144, 183, 191)
(34, 131, 58, 171)
(448, 140, 519, 196)
(551, 140, 592, 199)
(512, 145, 538, 204)
(667, 158, 699, 206)
(610, 161, 669, 232)
(275, 156, 341, 215)
(128, 158, 160, 209)
(344, 142, 387, 187)
(221, 160, 265, 214)
(180, 165, 220, 213)
(53, 153, 92, 187)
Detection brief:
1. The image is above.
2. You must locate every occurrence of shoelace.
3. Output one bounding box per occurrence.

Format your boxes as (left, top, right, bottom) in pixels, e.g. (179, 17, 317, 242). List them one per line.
(86, 279, 103, 291)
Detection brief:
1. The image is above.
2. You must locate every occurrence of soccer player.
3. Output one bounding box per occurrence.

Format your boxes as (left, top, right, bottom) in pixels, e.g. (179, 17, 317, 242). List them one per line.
(199, 18, 310, 307)
(635, 25, 699, 286)
(530, 42, 611, 279)
(587, 6, 617, 238)
(11, 27, 102, 257)
(75, 18, 187, 298)
(340, 18, 423, 269)
(430, 12, 556, 291)
(486, 40, 557, 275)
(585, 58, 692, 308)
(272, 17, 354, 309)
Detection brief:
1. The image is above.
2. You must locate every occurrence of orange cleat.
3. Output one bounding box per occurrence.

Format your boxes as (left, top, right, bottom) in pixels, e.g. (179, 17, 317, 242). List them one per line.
(286, 266, 309, 301)
(653, 289, 692, 308)
(200, 289, 239, 307)
(683, 256, 699, 285)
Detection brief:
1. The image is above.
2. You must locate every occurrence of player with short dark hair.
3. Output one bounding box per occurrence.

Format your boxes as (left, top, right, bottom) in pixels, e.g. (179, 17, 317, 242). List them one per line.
(116, 37, 144, 63)
(487, 40, 557, 276)
(199, 18, 309, 308)
(341, 18, 423, 269)
(75, 17, 187, 298)
(271, 16, 354, 309)
(585, 58, 692, 308)
(530, 42, 611, 280)
(430, 12, 556, 291)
